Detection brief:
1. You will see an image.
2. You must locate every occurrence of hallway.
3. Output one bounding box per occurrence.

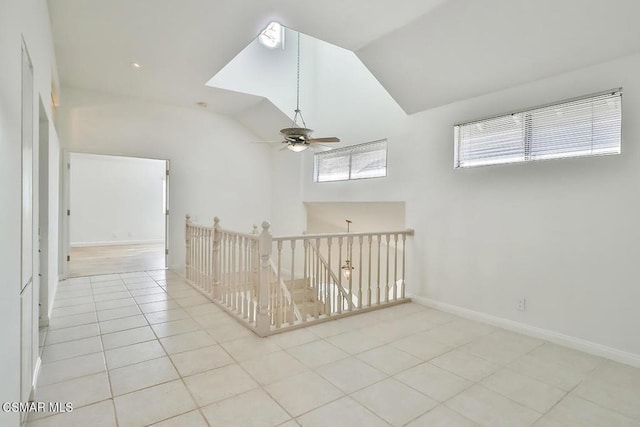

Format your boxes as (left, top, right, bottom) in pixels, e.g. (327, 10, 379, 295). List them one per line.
(30, 271, 640, 426)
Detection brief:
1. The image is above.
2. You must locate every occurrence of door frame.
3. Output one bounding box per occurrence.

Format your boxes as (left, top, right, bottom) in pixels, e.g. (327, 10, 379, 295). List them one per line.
(38, 96, 50, 327)
(61, 152, 170, 278)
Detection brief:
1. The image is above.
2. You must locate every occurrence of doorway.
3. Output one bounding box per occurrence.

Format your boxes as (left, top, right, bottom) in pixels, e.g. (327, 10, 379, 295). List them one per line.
(67, 153, 169, 277)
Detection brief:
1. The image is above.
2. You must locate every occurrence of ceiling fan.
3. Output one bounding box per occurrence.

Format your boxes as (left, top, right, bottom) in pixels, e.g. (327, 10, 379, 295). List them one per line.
(257, 31, 340, 152)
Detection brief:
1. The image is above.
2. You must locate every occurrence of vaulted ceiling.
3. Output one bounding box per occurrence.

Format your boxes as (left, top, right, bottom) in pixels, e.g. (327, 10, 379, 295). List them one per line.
(49, 0, 640, 116)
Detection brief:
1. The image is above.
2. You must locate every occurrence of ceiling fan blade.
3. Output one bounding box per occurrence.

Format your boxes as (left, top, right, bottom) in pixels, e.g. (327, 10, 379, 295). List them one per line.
(309, 137, 340, 143)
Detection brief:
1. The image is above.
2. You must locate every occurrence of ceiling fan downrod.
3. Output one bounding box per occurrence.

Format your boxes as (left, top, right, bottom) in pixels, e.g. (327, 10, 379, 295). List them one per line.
(292, 32, 307, 129)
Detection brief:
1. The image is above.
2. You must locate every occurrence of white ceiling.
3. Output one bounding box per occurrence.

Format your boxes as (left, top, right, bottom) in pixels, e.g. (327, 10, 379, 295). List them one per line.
(49, 0, 640, 116)
(358, 0, 640, 113)
(47, 0, 446, 115)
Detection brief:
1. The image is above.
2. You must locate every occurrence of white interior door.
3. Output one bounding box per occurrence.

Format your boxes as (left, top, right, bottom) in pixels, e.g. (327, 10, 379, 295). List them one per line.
(164, 160, 170, 269)
(20, 40, 37, 414)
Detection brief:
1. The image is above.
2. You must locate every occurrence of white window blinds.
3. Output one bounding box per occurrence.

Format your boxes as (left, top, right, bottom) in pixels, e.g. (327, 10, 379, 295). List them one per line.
(454, 89, 622, 168)
(314, 139, 387, 182)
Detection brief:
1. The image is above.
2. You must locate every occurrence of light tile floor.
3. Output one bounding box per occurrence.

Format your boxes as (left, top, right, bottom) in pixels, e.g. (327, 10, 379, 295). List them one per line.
(29, 270, 640, 426)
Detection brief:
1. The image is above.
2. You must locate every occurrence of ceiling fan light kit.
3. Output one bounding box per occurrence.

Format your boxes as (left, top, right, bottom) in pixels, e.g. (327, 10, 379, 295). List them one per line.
(287, 144, 308, 152)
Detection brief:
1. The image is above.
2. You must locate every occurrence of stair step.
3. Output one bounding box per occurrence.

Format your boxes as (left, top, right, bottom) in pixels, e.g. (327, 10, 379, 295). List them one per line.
(284, 278, 310, 290)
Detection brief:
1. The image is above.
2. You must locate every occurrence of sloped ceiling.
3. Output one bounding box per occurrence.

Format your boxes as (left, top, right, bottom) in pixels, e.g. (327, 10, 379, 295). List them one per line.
(49, 0, 640, 117)
(357, 0, 640, 113)
(47, 0, 446, 115)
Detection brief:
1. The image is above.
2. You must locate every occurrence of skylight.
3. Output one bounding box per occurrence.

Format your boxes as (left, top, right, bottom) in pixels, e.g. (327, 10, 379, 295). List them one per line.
(258, 22, 283, 49)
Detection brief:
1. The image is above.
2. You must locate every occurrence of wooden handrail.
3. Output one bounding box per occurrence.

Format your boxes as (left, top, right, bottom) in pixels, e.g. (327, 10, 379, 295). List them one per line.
(188, 219, 412, 242)
(274, 229, 414, 241)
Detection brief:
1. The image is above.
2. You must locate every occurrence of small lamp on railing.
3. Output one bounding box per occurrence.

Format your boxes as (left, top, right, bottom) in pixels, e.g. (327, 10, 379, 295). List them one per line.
(341, 219, 355, 280)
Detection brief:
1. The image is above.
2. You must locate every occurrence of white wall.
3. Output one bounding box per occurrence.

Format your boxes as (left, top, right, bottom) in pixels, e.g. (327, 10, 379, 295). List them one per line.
(70, 153, 166, 246)
(292, 53, 640, 363)
(57, 87, 273, 270)
(0, 0, 60, 425)
(306, 202, 405, 233)
(46, 126, 60, 317)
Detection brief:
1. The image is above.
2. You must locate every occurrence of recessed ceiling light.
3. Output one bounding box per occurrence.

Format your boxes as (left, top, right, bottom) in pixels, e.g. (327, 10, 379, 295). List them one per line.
(258, 22, 283, 48)
(130, 62, 141, 69)
(196, 102, 208, 108)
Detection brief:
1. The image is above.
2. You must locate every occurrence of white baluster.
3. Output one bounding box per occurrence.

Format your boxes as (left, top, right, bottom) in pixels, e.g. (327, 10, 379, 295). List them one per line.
(185, 215, 192, 281)
(358, 235, 363, 309)
(197, 226, 201, 287)
(240, 237, 246, 318)
(367, 235, 372, 307)
(223, 233, 229, 305)
(231, 234, 237, 312)
(302, 240, 308, 322)
(252, 238, 259, 322)
(194, 226, 199, 285)
(347, 235, 353, 311)
(206, 228, 210, 294)
(276, 240, 283, 328)
(290, 240, 296, 324)
(337, 236, 343, 314)
(393, 233, 399, 301)
(385, 233, 390, 303)
(198, 227, 203, 287)
(213, 217, 221, 300)
(195, 227, 200, 286)
(256, 221, 272, 336)
(227, 233, 232, 307)
(401, 233, 407, 299)
(376, 235, 381, 305)
(314, 238, 322, 318)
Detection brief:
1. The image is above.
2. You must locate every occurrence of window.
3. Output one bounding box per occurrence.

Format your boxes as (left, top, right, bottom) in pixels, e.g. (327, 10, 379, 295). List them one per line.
(454, 89, 622, 168)
(258, 22, 283, 49)
(314, 140, 387, 182)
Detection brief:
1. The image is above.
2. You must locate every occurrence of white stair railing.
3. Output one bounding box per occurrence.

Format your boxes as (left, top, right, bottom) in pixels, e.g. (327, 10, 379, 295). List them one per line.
(306, 240, 354, 314)
(185, 215, 414, 336)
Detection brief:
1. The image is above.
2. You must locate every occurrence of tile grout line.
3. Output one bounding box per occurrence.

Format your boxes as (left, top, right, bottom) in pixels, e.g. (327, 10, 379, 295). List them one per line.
(34, 270, 640, 426)
(139, 272, 215, 427)
(91, 272, 122, 427)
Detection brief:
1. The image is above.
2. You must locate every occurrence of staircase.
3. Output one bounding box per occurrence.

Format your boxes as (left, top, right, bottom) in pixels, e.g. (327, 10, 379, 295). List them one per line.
(284, 277, 321, 319)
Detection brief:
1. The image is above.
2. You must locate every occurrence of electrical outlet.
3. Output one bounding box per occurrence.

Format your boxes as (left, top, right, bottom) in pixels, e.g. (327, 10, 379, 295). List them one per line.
(517, 298, 526, 311)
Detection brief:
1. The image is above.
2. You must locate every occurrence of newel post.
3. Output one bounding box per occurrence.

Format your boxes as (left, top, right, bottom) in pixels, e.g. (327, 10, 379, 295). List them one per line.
(185, 214, 192, 281)
(256, 221, 272, 336)
(212, 217, 221, 299)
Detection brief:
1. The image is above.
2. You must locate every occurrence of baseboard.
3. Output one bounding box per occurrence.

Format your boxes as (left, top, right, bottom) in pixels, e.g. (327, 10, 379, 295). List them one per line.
(410, 295, 640, 368)
(70, 239, 164, 247)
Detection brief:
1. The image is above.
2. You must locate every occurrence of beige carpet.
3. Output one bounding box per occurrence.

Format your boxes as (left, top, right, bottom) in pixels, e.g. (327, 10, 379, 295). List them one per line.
(68, 243, 166, 277)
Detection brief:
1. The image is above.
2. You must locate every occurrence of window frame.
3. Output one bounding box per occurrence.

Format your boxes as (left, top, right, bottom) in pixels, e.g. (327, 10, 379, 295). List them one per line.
(454, 88, 623, 169)
(313, 139, 388, 183)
